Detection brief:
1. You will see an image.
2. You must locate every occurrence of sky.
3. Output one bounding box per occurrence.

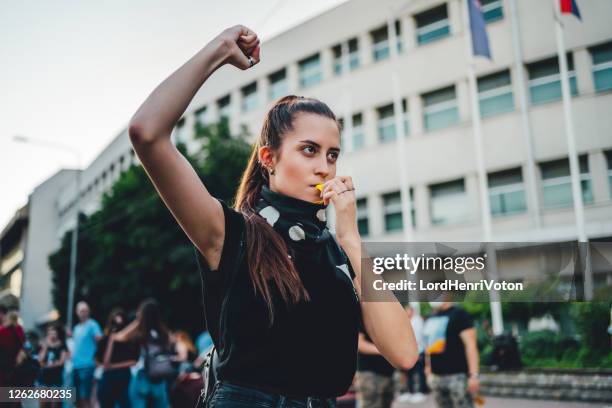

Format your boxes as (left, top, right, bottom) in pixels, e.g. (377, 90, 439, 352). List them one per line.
(0, 0, 347, 228)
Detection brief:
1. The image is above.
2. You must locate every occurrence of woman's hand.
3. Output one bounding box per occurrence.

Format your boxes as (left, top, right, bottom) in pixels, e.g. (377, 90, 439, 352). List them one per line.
(320, 176, 359, 245)
(214, 25, 261, 70)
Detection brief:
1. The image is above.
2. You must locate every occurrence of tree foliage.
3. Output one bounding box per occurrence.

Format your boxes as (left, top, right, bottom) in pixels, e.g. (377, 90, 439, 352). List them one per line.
(49, 122, 252, 335)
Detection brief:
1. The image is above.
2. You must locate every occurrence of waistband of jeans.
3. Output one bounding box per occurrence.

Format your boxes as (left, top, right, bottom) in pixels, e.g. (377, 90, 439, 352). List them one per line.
(219, 379, 336, 402)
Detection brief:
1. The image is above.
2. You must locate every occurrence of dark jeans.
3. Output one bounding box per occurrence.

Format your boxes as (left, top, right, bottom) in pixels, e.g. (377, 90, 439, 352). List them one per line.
(97, 367, 132, 408)
(208, 380, 337, 408)
(406, 352, 429, 394)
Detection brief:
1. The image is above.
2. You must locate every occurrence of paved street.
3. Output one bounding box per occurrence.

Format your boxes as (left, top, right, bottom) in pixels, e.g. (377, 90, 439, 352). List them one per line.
(391, 395, 608, 408)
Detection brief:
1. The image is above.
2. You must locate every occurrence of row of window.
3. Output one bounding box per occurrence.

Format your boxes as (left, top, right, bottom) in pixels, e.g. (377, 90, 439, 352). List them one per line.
(58, 150, 137, 218)
(356, 152, 612, 235)
(334, 45, 612, 151)
(178, 0, 504, 128)
(178, 41, 612, 148)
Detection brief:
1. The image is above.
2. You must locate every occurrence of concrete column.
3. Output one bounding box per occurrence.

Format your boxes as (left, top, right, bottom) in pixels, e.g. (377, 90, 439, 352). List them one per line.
(448, 0, 463, 36)
(258, 76, 270, 106)
(589, 151, 610, 203)
(401, 15, 416, 53)
(321, 47, 334, 81)
(409, 94, 424, 137)
(230, 89, 241, 135)
(369, 193, 385, 237)
(359, 31, 373, 67)
(464, 173, 481, 225)
(574, 47, 595, 96)
(287, 62, 300, 93)
(456, 79, 470, 124)
(414, 183, 430, 229)
(363, 107, 378, 148)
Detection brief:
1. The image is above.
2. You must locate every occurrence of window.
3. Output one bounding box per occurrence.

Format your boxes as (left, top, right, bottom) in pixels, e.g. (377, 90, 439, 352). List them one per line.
(195, 106, 208, 125)
(423, 86, 459, 131)
(352, 113, 365, 151)
(371, 25, 390, 61)
(357, 198, 369, 236)
(482, 0, 504, 23)
(478, 70, 514, 117)
(241, 82, 258, 112)
(606, 151, 612, 197)
(217, 95, 231, 120)
(540, 156, 593, 209)
(377, 100, 408, 143)
(527, 55, 578, 105)
(590, 42, 612, 93)
(269, 68, 288, 101)
(383, 192, 403, 232)
(415, 5, 450, 45)
(299, 54, 322, 88)
(488, 168, 527, 216)
(377, 104, 395, 143)
(430, 179, 468, 225)
(333, 38, 360, 76)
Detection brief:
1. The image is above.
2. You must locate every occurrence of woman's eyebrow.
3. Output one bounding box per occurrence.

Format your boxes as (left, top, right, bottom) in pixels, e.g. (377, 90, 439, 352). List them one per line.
(299, 139, 341, 152)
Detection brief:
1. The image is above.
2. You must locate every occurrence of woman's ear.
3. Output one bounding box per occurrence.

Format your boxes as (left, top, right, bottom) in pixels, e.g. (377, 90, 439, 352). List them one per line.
(258, 145, 276, 169)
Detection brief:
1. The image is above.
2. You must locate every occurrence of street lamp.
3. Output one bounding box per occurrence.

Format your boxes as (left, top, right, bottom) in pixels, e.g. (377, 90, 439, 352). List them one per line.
(13, 135, 82, 331)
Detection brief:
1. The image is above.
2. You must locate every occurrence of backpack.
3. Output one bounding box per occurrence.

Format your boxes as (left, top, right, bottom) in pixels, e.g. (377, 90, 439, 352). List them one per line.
(143, 337, 178, 383)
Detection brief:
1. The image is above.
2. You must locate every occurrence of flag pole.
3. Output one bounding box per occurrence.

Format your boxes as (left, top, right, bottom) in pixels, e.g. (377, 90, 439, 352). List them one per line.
(508, 0, 542, 231)
(552, 0, 592, 299)
(463, 0, 503, 335)
(388, 14, 415, 244)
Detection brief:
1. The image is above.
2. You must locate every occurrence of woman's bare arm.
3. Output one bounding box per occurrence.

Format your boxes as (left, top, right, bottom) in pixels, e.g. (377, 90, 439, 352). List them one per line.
(128, 25, 260, 270)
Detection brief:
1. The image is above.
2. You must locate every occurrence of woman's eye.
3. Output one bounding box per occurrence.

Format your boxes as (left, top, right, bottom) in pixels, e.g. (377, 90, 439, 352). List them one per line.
(328, 152, 339, 161)
(302, 145, 316, 154)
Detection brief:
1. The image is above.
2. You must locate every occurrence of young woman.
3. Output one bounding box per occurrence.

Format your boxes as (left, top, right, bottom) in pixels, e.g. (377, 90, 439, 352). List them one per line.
(128, 25, 418, 407)
(114, 299, 174, 408)
(95, 309, 139, 408)
(38, 324, 68, 408)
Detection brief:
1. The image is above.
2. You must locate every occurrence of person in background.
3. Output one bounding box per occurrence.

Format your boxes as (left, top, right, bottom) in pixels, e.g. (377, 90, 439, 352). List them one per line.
(424, 302, 480, 408)
(95, 308, 139, 408)
(71, 301, 103, 408)
(38, 324, 68, 408)
(398, 305, 428, 403)
(0, 310, 26, 387)
(355, 326, 396, 408)
(114, 299, 173, 408)
(172, 330, 197, 374)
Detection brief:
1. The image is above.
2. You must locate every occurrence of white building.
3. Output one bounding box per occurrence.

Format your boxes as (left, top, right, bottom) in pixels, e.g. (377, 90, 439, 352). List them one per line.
(175, 0, 612, 290)
(4, 0, 612, 327)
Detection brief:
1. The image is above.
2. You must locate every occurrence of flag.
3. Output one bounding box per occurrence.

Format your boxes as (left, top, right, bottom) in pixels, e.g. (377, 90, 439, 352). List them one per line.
(560, 0, 581, 20)
(467, 0, 491, 58)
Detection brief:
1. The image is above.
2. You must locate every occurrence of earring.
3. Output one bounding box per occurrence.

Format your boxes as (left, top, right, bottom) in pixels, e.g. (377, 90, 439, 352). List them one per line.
(270, 167, 276, 175)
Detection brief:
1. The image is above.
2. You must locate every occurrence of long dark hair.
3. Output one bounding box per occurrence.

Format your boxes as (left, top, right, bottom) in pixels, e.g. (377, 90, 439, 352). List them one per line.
(130, 299, 170, 346)
(104, 308, 126, 336)
(234, 95, 341, 323)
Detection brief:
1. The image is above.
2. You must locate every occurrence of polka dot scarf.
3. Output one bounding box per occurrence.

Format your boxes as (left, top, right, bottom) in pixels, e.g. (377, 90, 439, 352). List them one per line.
(255, 185, 354, 285)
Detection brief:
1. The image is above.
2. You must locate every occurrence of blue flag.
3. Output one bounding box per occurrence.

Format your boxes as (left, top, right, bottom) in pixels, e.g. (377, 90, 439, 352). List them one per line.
(468, 0, 491, 58)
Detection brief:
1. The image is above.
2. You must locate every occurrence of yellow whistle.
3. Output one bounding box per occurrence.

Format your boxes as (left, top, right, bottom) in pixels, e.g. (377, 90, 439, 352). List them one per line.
(314, 183, 324, 204)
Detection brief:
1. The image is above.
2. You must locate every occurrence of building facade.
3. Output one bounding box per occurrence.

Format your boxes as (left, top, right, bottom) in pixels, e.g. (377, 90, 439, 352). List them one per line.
(174, 0, 612, 290)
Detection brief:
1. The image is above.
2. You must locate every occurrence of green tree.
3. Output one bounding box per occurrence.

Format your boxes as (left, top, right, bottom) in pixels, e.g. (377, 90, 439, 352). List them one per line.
(49, 122, 252, 335)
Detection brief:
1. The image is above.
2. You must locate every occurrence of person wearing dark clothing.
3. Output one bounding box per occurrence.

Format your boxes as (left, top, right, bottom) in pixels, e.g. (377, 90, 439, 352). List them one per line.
(128, 23, 418, 407)
(356, 327, 395, 408)
(424, 303, 480, 408)
(95, 309, 139, 408)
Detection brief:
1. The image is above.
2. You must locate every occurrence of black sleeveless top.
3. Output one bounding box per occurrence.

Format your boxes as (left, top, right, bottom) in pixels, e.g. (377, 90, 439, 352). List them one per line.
(195, 199, 361, 398)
